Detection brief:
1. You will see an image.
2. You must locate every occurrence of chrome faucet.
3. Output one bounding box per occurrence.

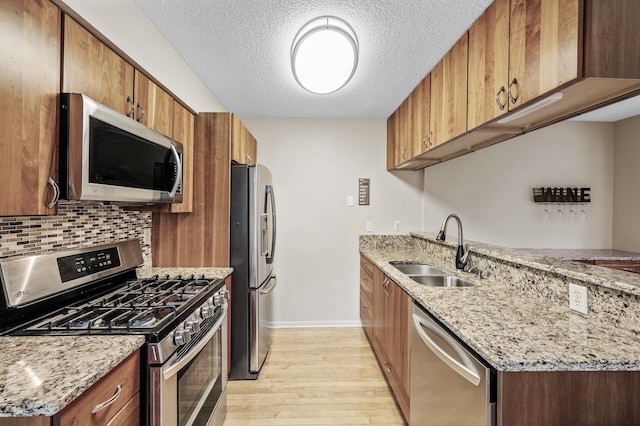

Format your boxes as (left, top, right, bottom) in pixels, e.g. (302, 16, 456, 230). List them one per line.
(435, 214, 469, 270)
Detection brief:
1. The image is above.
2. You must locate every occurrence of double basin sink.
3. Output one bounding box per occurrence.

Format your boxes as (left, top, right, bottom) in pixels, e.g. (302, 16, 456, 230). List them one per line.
(390, 262, 474, 288)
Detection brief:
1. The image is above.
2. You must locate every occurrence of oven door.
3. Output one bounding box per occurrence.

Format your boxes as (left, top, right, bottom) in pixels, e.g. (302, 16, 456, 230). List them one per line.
(150, 305, 228, 426)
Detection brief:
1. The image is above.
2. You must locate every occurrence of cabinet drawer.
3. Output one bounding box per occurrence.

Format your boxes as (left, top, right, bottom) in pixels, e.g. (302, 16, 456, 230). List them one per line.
(360, 256, 374, 279)
(55, 350, 140, 426)
(106, 392, 140, 426)
(360, 267, 374, 301)
(360, 292, 373, 337)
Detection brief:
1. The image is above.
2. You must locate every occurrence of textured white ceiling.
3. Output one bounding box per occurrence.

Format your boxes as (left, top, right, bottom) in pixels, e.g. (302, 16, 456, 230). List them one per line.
(133, 0, 493, 119)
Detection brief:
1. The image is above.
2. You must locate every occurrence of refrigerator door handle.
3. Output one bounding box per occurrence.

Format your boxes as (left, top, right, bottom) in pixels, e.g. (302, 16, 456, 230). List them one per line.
(260, 276, 277, 295)
(266, 185, 276, 264)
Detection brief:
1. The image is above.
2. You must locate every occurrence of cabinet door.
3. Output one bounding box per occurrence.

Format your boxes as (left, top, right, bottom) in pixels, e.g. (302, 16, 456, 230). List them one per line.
(389, 280, 411, 398)
(386, 109, 399, 170)
(133, 71, 174, 137)
(413, 74, 431, 155)
(0, 0, 60, 216)
(231, 114, 257, 165)
(430, 33, 469, 147)
(62, 16, 134, 115)
(508, 0, 580, 108)
(468, 0, 510, 129)
(168, 102, 194, 213)
(395, 98, 410, 165)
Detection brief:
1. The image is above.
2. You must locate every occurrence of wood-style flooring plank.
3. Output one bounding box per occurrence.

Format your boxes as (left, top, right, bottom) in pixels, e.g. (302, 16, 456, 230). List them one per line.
(224, 328, 406, 426)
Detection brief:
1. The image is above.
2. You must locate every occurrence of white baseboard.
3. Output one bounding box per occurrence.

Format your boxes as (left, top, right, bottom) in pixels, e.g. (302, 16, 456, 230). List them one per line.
(269, 320, 363, 328)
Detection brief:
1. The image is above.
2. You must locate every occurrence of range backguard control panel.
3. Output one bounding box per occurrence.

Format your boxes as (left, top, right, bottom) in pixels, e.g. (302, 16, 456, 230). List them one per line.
(57, 247, 121, 283)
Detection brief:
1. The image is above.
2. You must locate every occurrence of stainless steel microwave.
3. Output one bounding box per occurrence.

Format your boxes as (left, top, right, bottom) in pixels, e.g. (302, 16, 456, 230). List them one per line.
(59, 93, 183, 204)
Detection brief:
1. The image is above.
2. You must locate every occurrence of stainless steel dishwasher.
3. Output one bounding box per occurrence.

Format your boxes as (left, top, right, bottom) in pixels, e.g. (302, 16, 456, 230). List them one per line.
(410, 302, 496, 425)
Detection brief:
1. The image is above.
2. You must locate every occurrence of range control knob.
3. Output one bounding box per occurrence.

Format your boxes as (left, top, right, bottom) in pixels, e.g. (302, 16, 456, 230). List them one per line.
(199, 305, 213, 319)
(185, 321, 200, 334)
(213, 290, 229, 307)
(173, 329, 192, 346)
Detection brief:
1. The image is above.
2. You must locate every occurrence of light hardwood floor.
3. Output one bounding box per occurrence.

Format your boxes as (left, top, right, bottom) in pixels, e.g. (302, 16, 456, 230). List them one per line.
(224, 327, 407, 425)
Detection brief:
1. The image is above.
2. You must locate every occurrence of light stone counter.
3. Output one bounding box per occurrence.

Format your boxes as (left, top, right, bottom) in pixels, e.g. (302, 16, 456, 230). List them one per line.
(0, 336, 144, 416)
(137, 266, 232, 280)
(0, 267, 230, 418)
(360, 233, 640, 372)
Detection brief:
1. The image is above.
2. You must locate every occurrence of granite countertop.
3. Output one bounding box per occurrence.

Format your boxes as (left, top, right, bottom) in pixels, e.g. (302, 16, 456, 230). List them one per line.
(0, 267, 231, 417)
(515, 248, 640, 261)
(361, 237, 640, 373)
(137, 266, 233, 280)
(0, 336, 144, 417)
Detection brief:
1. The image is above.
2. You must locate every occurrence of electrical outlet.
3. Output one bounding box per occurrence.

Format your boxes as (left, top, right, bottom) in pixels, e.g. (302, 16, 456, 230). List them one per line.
(366, 221, 373, 232)
(569, 283, 588, 315)
(393, 220, 401, 231)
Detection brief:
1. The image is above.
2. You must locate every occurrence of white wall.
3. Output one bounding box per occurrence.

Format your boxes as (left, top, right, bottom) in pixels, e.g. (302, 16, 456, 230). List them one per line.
(57, 0, 226, 112)
(243, 119, 424, 326)
(422, 121, 615, 248)
(613, 115, 640, 252)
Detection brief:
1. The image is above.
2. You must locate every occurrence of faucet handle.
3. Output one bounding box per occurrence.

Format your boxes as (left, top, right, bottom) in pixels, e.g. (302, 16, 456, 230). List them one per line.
(455, 244, 469, 270)
(460, 244, 469, 263)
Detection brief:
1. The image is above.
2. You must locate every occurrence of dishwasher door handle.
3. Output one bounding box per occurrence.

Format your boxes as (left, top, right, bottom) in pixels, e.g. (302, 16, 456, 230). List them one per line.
(412, 312, 481, 386)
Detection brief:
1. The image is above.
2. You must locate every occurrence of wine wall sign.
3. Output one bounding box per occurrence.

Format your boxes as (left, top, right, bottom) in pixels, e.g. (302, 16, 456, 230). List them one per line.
(532, 187, 591, 203)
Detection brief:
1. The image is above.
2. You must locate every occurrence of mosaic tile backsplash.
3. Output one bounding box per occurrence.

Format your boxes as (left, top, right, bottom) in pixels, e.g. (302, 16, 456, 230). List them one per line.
(0, 202, 151, 267)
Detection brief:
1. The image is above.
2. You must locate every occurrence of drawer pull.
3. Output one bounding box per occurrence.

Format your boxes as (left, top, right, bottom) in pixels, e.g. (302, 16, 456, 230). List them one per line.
(92, 384, 122, 414)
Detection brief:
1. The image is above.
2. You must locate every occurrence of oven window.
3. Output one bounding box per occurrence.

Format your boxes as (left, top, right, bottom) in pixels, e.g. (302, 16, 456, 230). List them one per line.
(89, 117, 177, 191)
(177, 328, 222, 426)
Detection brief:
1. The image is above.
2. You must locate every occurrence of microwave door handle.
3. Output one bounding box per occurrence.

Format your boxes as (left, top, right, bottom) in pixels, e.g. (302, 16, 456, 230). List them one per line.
(168, 143, 183, 199)
(266, 185, 276, 264)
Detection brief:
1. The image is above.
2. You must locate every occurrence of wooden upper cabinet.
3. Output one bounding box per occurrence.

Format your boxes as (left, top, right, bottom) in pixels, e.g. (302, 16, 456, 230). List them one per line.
(387, 73, 430, 170)
(430, 33, 469, 147)
(133, 71, 174, 137)
(468, 0, 510, 129)
(231, 114, 257, 165)
(412, 75, 431, 156)
(0, 0, 60, 216)
(62, 16, 134, 115)
(168, 102, 195, 213)
(386, 109, 398, 170)
(508, 0, 580, 108)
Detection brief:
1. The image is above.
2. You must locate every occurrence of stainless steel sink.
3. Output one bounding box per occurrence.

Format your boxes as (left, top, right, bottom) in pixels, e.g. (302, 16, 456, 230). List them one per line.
(410, 275, 475, 287)
(390, 262, 448, 276)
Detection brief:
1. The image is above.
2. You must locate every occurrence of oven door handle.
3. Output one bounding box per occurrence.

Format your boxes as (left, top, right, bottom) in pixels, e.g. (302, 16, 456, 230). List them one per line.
(162, 304, 227, 381)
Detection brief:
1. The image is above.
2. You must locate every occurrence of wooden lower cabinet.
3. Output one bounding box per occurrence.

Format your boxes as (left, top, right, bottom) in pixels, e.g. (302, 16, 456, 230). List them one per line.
(54, 350, 141, 426)
(360, 257, 410, 423)
(359, 255, 374, 339)
(498, 370, 640, 425)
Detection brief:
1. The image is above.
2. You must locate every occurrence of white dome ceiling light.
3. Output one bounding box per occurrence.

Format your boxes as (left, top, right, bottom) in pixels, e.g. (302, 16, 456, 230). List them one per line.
(291, 16, 359, 95)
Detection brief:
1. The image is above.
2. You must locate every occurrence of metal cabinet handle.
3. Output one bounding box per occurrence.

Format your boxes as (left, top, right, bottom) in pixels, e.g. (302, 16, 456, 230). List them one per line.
(382, 362, 391, 373)
(426, 131, 433, 149)
(401, 149, 406, 160)
(495, 86, 506, 110)
(91, 384, 122, 414)
(126, 96, 134, 118)
(508, 78, 519, 104)
(136, 103, 145, 122)
(623, 268, 635, 272)
(422, 136, 428, 149)
(46, 177, 59, 209)
(245, 153, 253, 164)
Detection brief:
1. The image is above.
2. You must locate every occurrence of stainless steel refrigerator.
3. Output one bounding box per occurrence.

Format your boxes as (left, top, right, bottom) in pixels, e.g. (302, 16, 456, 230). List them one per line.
(229, 163, 277, 380)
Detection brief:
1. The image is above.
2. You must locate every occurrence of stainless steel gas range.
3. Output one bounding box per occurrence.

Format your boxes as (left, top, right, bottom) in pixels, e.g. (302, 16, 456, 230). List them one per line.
(0, 239, 228, 426)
